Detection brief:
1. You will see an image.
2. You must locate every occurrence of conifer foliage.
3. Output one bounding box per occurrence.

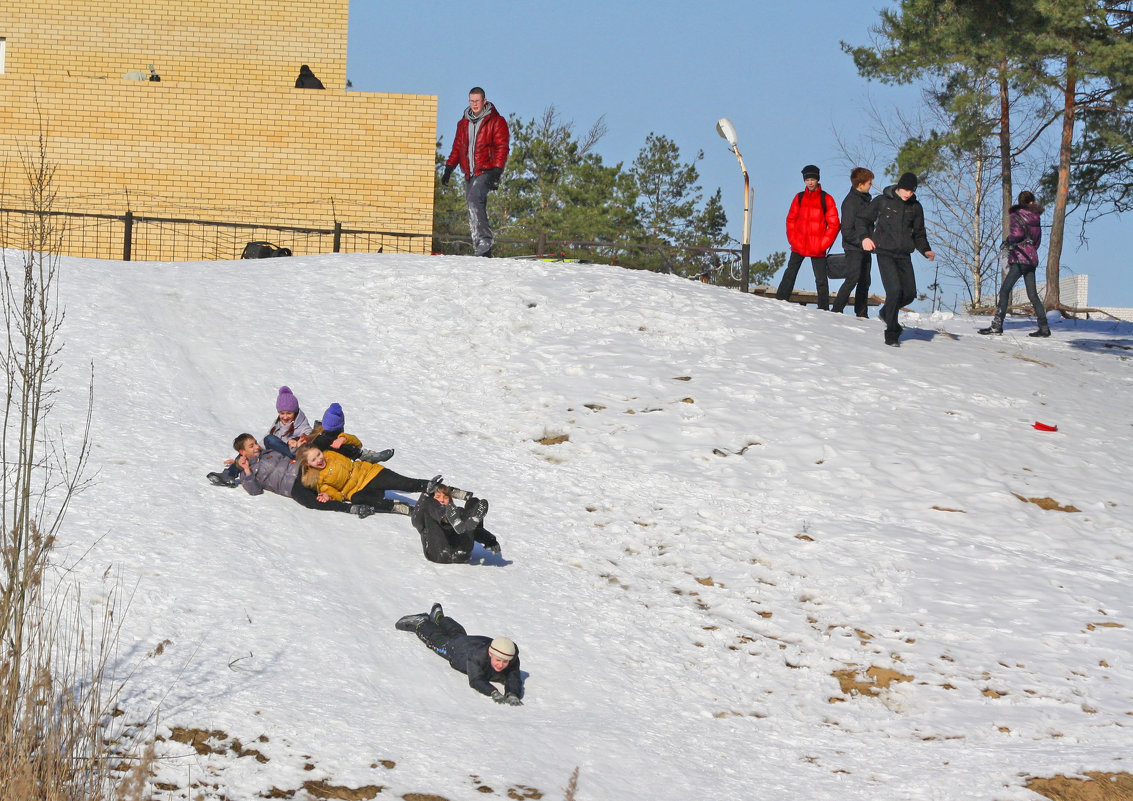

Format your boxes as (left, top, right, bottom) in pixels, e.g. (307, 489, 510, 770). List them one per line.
(433, 108, 733, 276)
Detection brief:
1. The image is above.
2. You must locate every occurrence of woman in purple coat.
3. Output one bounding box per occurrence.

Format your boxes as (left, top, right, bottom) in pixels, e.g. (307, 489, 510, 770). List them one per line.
(979, 191, 1050, 337)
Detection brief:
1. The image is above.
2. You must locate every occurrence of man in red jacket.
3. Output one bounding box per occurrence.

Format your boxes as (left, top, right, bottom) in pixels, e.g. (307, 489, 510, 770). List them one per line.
(442, 87, 510, 257)
(775, 164, 841, 310)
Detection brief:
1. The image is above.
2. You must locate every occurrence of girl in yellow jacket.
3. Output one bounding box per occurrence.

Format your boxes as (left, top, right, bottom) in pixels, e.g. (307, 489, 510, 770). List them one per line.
(295, 444, 433, 512)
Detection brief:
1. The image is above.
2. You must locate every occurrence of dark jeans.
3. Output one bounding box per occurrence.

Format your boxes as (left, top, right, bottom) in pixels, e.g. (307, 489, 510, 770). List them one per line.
(263, 434, 295, 459)
(776, 251, 830, 309)
(832, 250, 872, 316)
(995, 263, 1048, 328)
(876, 254, 917, 336)
(350, 468, 430, 507)
(416, 616, 468, 659)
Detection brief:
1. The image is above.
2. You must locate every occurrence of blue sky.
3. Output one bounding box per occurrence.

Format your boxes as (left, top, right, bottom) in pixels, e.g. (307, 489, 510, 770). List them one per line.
(346, 1, 1132, 310)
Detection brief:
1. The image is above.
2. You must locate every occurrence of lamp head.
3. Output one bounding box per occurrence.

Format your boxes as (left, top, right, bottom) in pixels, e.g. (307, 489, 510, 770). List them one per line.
(716, 118, 738, 148)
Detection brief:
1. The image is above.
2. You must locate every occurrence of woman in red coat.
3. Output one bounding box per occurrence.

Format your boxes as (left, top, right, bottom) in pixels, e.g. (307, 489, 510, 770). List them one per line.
(775, 164, 841, 310)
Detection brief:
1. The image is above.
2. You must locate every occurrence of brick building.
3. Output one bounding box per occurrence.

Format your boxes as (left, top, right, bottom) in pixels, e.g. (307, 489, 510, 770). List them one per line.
(0, 0, 436, 258)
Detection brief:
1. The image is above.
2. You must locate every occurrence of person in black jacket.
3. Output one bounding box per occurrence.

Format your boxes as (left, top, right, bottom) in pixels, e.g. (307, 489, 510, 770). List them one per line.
(411, 482, 500, 563)
(295, 64, 325, 89)
(396, 604, 524, 705)
(307, 402, 394, 464)
(860, 172, 936, 346)
(832, 167, 875, 318)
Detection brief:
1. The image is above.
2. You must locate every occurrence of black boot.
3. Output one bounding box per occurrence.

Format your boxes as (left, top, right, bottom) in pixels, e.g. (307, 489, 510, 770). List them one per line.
(207, 471, 238, 488)
(1029, 326, 1051, 338)
(395, 613, 428, 631)
(978, 315, 1003, 335)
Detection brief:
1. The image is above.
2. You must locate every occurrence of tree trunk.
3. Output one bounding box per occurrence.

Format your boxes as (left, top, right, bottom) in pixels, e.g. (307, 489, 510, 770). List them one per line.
(999, 65, 1013, 244)
(972, 149, 986, 308)
(1046, 57, 1077, 312)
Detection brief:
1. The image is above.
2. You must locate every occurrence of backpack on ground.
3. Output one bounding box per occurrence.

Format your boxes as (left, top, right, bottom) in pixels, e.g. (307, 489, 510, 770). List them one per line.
(241, 241, 292, 259)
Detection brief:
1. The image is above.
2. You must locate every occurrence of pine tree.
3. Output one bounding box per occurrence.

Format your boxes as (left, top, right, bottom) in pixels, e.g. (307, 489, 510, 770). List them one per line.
(489, 107, 637, 257)
(629, 133, 706, 274)
(847, 0, 1133, 311)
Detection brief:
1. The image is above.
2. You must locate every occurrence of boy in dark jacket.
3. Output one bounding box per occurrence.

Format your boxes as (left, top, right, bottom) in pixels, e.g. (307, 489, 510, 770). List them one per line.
(411, 482, 500, 563)
(396, 604, 524, 705)
(860, 172, 936, 346)
(832, 167, 875, 317)
(308, 402, 394, 463)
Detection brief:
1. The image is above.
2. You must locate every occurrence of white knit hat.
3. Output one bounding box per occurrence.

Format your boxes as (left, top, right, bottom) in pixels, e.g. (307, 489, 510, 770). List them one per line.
(488, 637, 516, 662)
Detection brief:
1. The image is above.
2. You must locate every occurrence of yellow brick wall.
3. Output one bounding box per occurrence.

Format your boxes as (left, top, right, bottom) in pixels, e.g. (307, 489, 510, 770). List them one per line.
(4, 0, 348, 90)
(0, 2, 437, 259)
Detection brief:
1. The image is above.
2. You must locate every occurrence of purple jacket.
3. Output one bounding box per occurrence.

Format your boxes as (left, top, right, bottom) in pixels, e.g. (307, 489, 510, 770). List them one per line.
(241, 450, 300, 497)
(267, 409, 312, 443)
(1007, 202, 1043, 268)
(240, 450, 352, 513)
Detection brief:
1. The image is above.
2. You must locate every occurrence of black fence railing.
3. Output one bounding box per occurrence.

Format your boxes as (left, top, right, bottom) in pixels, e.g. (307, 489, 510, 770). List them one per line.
(0, 207, 431, 261)
(0, 206, 750, 287)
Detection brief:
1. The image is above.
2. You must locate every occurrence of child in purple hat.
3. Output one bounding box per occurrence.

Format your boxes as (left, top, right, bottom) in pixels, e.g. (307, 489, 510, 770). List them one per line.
(263, 385, 313, 458)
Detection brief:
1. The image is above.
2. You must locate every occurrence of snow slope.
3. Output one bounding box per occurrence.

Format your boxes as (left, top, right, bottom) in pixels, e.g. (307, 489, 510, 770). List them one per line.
(39, 251, 1133, 800)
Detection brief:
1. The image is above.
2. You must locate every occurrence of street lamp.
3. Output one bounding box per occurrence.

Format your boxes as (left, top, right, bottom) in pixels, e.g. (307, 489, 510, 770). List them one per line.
(716, 118, 752, 293)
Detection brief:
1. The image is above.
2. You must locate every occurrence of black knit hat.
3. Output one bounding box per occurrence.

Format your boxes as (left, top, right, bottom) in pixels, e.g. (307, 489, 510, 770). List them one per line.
(801, 164, 820, 180)
(896, 172, 918, 191)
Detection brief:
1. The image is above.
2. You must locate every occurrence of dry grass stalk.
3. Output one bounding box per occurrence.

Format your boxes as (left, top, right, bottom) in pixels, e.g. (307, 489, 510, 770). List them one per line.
(563, 766, 580, 801)
(1, 111, 149, 800)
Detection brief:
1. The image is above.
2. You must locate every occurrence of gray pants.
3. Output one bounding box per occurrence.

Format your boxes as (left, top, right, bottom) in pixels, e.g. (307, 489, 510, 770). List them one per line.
(995, 263, 1048, 328)
(465, 173, 494, 256)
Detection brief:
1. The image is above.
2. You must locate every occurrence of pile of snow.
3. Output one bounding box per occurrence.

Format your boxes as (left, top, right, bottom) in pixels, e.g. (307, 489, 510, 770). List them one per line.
(43, 251, 1132, 800)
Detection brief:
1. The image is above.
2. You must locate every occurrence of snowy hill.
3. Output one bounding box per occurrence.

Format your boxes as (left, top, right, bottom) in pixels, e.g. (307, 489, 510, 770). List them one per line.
(45, 252, 1132, 800)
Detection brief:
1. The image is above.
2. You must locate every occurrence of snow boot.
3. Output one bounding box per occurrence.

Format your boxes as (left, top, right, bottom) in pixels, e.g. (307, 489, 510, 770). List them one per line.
(444, 502, 467, 534)
(1029, 326, 1051, 338)
(395, 613, 428, 632)
(358, 448, 394, 463)
(350, 504, 376, 519)
(465, 497, 489, 529)
(978, 315, 1004, 335)
(884, 330, 901, 347)
(206, 471, 238, 488)
(389, 501, 412, 515)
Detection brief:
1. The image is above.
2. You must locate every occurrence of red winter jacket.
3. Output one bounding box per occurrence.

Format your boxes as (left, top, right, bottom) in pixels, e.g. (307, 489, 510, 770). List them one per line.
(785, 185, 840, 257)
(446, 104, 510, 178)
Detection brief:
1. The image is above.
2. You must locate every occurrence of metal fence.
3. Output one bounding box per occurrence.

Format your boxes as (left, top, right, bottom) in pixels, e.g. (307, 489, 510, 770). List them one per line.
(0, 206, 431, 261)
(0, 206, 749, 288)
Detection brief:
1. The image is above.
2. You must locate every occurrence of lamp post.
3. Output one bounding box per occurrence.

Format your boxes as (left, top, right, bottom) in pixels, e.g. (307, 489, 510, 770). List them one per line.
(716, 118, 752, 293)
